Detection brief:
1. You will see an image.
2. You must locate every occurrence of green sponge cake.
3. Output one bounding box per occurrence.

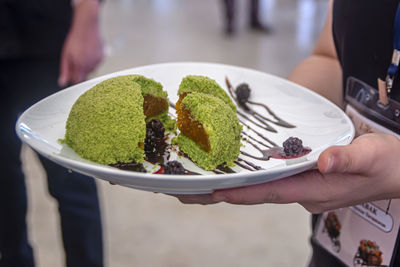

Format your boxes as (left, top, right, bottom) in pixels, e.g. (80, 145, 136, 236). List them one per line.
(176, 92, 242, 170)
(178, 75, 236, 111)
(64, 76, 146, 165)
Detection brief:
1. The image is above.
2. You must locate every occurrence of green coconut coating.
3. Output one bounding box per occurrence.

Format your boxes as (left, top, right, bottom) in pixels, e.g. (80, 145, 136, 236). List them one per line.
(64, 77, 146, 164)
(178, 75, 236, 111)
(177, 92, 242, 170)
(124, 74, 167, 99)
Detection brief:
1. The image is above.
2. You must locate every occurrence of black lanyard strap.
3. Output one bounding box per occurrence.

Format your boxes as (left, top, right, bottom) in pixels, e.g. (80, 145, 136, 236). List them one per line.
(386, 3, 400, 95)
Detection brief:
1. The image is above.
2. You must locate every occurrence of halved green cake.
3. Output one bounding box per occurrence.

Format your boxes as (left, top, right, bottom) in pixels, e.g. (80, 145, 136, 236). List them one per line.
(64, 76, 146, 165)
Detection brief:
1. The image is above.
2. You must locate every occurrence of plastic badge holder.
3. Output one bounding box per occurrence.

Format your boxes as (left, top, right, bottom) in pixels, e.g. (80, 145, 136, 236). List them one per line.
(345, 76, 400, 134)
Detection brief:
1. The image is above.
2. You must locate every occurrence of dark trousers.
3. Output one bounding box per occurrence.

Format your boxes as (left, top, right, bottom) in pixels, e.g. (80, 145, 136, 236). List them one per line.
(223, 0, 261, 27)
(0, 58, 103, 267)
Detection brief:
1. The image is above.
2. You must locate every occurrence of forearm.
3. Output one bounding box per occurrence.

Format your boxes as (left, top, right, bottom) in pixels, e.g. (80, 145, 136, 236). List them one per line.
(288, 54, 343, 108)
(287, 0, 343, 107)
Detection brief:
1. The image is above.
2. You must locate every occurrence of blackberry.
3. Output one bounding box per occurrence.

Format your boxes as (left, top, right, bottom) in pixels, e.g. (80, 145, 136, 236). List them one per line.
(147, 119, 165, 139)
(144, 119, 165, 153)
(236, 83, 251, 105)
(283, 137, 303, 156)
(164, 160, 185, 175)
(144, 128, 157, 153)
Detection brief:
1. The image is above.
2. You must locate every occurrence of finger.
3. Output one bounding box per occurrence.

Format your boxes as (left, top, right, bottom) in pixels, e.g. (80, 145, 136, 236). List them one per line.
(318, 141, 374, 174)
(213, 170, 326, 205)
(70, 60, 85, 85)
(167, 194, 218, 205)
(58, 52, 71, 87)
(74, 70, 86, 84)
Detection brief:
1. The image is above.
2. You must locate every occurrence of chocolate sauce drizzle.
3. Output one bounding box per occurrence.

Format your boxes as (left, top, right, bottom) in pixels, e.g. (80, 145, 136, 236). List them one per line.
(235, 157, 263, 171)
(225, 77, 295, 128)
(109, 161, 147, 173)
(223, 77, 313, 165)
(241, 128, 277, 147)
(168, 101, 176, 109)
(241, 136, 274, 161)
(241, 133, 272, 149)
(216, 165, 235, 173)
(238, 111, 277, 133)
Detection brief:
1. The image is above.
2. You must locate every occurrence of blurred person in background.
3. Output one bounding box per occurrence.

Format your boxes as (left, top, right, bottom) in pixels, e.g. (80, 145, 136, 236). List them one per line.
(175, 0, 400, 266)
(0, 0, 104, 266)
(222, 0, 271, 35)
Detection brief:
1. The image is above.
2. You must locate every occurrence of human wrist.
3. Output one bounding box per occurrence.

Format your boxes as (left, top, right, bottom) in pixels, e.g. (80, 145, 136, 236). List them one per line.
(72, 0, 101, 8)
(70, 0, 101, 33)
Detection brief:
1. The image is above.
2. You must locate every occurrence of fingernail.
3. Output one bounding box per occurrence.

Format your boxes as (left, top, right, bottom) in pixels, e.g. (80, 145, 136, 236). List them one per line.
(213, 193, 227, 203)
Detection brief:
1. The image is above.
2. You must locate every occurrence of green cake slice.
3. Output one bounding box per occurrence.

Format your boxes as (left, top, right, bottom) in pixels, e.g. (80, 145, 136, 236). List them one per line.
(178, 75, 236, 111)
(176, 92, 242, 170)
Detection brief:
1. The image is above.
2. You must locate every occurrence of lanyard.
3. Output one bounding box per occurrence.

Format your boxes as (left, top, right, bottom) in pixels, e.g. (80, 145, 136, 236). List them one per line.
(386, 3, 400, 95)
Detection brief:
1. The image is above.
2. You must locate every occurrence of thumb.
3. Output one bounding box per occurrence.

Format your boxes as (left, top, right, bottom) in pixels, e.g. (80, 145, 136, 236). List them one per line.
(318, 142, 373, 174)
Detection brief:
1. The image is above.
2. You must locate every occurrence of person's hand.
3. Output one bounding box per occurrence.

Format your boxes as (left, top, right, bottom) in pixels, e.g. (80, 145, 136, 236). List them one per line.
(175, 133, 400, 213)
(58, 0, 103, 87)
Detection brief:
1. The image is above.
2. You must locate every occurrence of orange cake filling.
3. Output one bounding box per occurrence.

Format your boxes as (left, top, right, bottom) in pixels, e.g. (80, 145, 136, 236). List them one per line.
(143, 95, 168, 118)
(138, 142, 144, 150)
(176, 94, 210, 152)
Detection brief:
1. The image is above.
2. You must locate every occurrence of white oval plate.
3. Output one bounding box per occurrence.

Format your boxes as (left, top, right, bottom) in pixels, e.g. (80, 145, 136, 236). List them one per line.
(16, 62, 354, 194)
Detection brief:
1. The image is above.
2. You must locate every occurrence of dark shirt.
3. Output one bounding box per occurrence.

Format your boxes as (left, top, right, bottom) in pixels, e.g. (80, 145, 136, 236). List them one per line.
(333, 0, 400, 101)
(0, 0, 72, 59)
(311, 1, 400, 266)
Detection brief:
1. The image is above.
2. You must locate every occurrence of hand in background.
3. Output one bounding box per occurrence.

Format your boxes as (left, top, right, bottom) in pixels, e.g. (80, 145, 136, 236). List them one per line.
(58, 0, 103, 87)
(175, 133, 400, 213)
